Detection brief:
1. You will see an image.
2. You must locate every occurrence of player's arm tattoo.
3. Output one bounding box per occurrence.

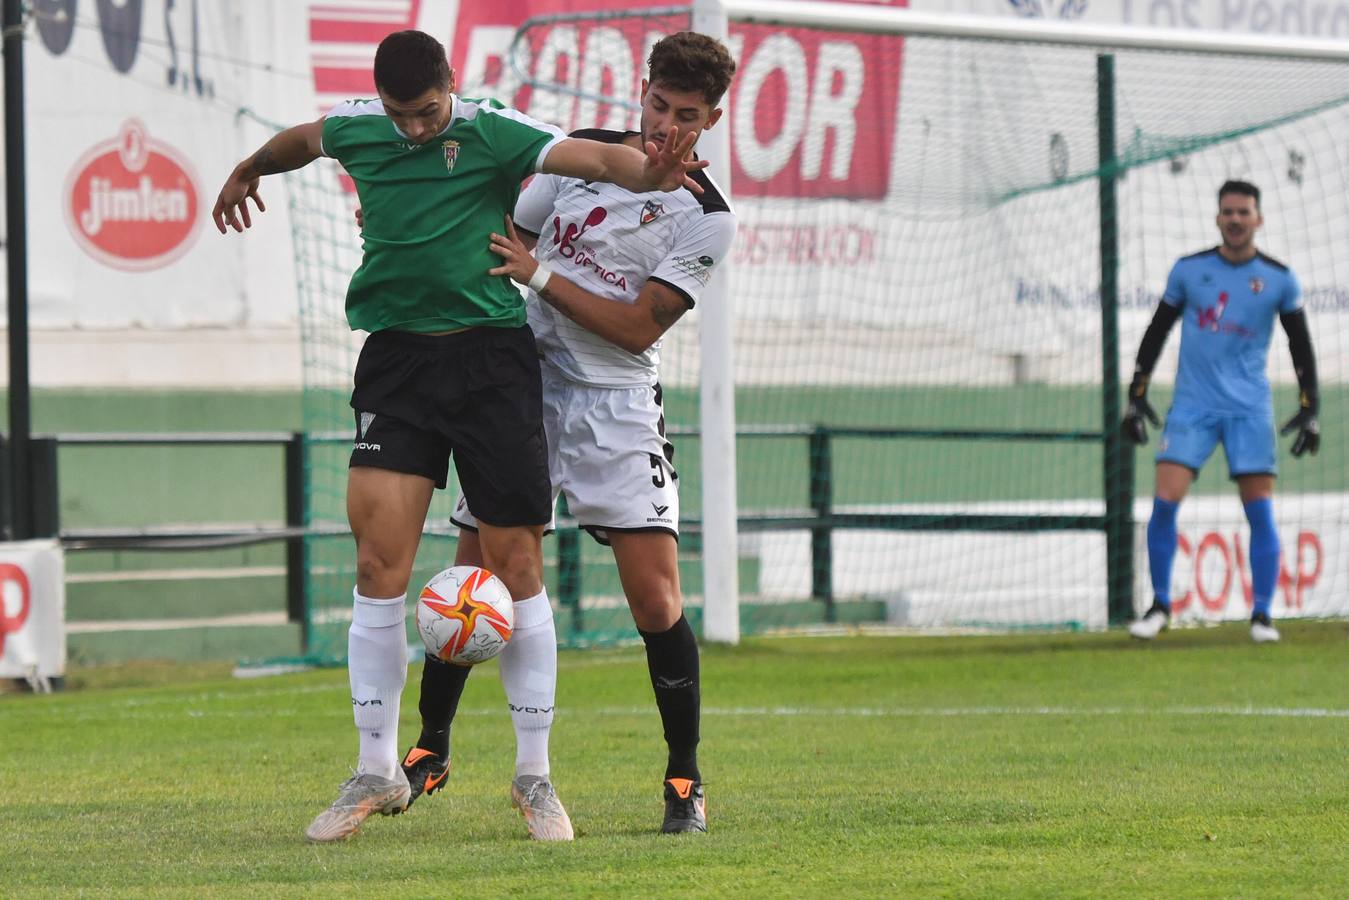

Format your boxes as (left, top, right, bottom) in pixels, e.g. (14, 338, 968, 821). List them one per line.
(248, 147, 284, 176)
(540, 289, 595, 336)
(536, 282, 573, 316)
(649, 289, 688, 331)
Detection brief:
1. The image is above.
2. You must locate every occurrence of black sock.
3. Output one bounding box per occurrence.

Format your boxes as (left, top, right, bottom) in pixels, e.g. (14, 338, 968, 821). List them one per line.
(639, 615, 701, 782)
(416, 654, 471, 760)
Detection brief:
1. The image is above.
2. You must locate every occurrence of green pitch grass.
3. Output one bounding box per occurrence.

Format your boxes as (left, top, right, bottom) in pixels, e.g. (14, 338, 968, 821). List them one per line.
(4, 624, 1348, 897)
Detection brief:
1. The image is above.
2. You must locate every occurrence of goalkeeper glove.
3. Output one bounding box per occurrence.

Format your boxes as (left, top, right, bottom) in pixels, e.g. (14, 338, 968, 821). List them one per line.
(1280, 392, 1320, 458)
(1121, 374, 1160, 445)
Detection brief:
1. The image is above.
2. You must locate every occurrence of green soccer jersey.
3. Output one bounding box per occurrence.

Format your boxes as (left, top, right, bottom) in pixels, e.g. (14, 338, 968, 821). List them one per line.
(321, 95, 565, 333)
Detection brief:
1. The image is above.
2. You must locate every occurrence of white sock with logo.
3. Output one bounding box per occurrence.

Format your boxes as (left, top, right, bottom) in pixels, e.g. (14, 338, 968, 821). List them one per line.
(499, 589, 557, 778)
(349, 588, 408, 780)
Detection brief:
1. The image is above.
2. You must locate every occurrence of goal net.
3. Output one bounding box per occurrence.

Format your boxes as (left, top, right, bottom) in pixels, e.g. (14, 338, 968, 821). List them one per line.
(287, 3, 1349, 658)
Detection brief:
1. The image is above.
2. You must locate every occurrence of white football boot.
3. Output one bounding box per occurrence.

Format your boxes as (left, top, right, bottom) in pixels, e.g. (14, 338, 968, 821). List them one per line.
(1250, 613, 1281, 644)
(511, 774, 574, 841)
(305, 767, 411, 842)
(1128, 602, 1170, 640)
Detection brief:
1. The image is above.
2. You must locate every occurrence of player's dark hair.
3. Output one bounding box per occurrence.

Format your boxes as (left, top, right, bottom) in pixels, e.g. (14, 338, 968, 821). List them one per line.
(1218, 179, 1260, 209)
(647, 32, 736, 107)
(373, 30, 451, 102)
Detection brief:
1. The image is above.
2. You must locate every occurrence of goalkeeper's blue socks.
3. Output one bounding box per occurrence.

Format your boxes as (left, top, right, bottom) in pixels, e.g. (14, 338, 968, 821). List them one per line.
(1244, 497, 1280, 618)
(1146, 497, 1180, 610)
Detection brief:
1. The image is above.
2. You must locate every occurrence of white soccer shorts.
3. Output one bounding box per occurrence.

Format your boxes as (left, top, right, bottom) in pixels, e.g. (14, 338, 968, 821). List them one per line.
(451, 366, 680, 544)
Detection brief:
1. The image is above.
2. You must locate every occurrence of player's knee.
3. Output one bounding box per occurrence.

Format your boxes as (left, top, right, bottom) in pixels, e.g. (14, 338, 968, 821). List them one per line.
(628, 578, 683, 632)
(481, 536, 543, 599)
(1238, 476, 1275, 504)
(355, 543, 414, 595)
(1154, 476, 1191, 503)
(453, 533, 484, 568)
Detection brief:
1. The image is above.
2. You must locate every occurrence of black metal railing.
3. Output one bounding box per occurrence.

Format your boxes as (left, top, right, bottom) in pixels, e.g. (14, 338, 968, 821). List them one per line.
(2, 421, 1114, 652)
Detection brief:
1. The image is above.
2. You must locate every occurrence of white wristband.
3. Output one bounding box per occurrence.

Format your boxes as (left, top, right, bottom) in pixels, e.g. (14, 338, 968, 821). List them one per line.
(528, 265, 553, 294)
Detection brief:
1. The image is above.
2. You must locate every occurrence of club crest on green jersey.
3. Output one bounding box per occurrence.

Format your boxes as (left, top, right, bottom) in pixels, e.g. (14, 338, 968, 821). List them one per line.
(442, 140, 459, 173)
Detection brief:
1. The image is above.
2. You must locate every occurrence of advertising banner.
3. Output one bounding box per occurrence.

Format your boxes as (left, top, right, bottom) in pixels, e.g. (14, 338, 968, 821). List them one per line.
(0, 540, 65, 686)
(751, 494, 1349, 627)
(15, 1, 1349, 388)
(26, 0, 314, 329)
(1136, 493, 1345, 623)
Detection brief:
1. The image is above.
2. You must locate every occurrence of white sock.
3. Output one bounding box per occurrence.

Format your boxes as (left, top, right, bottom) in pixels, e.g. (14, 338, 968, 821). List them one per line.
(499, 589, 557, 778)
(348, 588, 408, 780)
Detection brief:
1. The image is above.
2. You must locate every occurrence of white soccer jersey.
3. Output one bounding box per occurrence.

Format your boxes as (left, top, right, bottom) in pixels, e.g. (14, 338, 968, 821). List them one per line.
(516, 129, 737, 387)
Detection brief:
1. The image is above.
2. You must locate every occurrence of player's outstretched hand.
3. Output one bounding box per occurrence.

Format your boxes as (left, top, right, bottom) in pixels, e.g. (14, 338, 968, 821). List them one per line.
(212, 169, 266, 234)
(643, 126, 710, 194)
(1121, 393, 1159, 445)
(209, 168, 264, 232)
(1281, 408, 1320, 457)
(487, 216, 535, 286)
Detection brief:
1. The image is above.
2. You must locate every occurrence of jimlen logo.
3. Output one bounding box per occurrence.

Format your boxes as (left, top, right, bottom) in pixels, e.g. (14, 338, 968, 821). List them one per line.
(65, 119, 201, 271)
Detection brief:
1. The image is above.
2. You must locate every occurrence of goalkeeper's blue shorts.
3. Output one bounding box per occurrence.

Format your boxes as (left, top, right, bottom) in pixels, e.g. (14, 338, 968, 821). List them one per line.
(1156, 404, 1277, 480)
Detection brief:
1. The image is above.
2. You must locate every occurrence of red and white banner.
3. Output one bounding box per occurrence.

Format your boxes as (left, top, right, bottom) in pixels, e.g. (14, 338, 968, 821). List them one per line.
(0, 541, 65, 682)
(19, 0, 1349, 393)
(751, 494, 1349, 628)
(451, 0, 905, 199)
(1141, 493, 1346, 624)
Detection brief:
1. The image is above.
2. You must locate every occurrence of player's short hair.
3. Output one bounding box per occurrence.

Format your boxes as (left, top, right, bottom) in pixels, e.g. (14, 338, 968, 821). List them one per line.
(647, 32, 737, 107)
(374, 30, 451, 102)
(1218, 179, 1260, 209)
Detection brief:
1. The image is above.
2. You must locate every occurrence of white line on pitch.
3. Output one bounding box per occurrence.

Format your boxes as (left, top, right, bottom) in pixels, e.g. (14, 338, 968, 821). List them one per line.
(27, 699, 1349, 722)
(66, 566, 286, 584)
(695, 705, 1349, 719)
(65, 612, 289, 633)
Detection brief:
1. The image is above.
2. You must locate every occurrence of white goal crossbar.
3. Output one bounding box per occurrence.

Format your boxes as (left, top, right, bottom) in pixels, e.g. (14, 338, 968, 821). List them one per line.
(720, 0, 1349, 60)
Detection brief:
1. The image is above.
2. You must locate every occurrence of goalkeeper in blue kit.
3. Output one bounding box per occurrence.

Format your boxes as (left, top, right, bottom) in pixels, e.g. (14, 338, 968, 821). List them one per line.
(1122, 181, 1319, 643)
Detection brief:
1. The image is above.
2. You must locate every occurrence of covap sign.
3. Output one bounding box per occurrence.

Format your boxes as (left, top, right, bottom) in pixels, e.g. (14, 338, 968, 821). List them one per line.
(1134, 494, 1347, 623)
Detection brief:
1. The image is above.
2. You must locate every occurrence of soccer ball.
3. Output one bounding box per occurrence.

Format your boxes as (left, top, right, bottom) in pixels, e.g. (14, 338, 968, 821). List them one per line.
(415, 566, 514, 665)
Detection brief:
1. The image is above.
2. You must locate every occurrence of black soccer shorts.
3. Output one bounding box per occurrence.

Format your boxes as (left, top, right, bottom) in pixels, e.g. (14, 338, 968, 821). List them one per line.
(348, 325, 552, 527)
